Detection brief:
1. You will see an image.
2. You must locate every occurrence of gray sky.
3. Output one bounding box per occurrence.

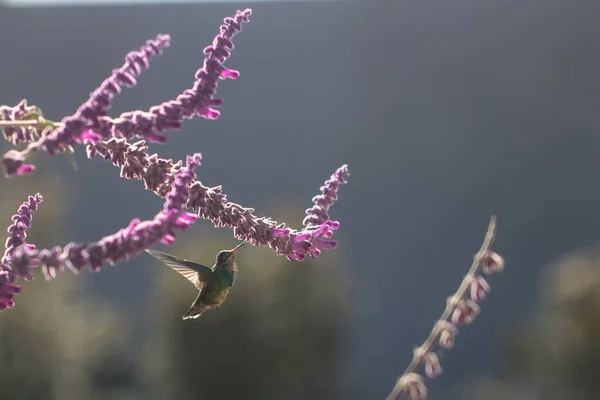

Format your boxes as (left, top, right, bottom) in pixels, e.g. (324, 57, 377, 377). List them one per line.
(3, 0, 343, 6)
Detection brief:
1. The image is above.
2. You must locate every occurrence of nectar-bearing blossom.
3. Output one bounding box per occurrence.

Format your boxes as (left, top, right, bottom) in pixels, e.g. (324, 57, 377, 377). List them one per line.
(0, 194, 43, 309)
(9, 154, 201, 282)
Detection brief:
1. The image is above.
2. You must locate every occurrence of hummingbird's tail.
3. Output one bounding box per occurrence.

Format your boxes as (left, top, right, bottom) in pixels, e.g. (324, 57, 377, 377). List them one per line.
(181, 302, 211, 320)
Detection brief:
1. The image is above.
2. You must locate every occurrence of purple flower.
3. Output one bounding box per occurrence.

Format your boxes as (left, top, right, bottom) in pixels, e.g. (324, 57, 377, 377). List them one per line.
(0, 193, 43, 309)
(284, 220, 341, 262)
(9, 154, 201, 283)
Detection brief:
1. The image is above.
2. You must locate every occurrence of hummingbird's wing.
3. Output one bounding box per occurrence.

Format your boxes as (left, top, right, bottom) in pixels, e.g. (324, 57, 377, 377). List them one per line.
(145, 249, 212, 289)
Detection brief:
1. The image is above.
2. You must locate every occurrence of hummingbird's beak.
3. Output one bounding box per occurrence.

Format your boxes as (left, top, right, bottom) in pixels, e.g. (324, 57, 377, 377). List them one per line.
(230, 242, 245, 254)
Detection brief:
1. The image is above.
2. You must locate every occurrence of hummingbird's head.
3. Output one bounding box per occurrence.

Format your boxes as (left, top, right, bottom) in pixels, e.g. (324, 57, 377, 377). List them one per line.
(216, 242, 245, 265)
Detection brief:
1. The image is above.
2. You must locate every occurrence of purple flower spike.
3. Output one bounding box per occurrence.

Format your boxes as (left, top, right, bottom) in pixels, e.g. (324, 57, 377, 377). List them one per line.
(84, 137, 349, 261)
(2, 193, 43, 264)
(88, 8, 252, 142)
(2, 34, 171, 177)
(303, 164, 349, 228)
(268, 164, 349, 260)
(0, 193, 43, 309)
(165, 154, 202, 211)
(9, 154, 202, 282)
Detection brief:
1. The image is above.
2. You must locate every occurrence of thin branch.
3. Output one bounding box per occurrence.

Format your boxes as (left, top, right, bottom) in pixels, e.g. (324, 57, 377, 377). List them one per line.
(386, 215, 500, 400)
(0, 120, 45, 128)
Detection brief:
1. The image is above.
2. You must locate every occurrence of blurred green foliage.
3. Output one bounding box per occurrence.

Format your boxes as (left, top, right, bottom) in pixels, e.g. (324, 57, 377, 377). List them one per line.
(0, 275, 135, 400)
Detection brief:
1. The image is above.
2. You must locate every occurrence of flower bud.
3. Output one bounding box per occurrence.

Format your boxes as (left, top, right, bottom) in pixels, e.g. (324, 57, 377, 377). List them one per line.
(399, 373, 428, 400)
(467, 274, 491, 302)
(451, 299, 481, 325)
(481, 250, 504, 275)
(436, 320, 458, 349)
(424, 352, 442, 378)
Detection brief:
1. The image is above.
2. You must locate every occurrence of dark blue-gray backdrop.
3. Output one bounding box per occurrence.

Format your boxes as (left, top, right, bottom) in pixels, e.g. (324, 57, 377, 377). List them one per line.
(1, 0, 600, 399)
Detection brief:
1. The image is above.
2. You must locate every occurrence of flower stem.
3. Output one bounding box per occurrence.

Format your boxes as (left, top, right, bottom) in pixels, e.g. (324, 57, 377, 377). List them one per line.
(385, 215, 498, 400)
(0, 119, 60, 128)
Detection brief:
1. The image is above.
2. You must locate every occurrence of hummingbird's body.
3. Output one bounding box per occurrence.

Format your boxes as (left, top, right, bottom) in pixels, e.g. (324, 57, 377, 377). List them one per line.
(145, 243, 244, 319)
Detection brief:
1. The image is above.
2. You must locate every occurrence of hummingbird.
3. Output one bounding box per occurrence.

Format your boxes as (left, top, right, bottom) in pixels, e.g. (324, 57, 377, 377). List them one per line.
(145, 242, 245, 320)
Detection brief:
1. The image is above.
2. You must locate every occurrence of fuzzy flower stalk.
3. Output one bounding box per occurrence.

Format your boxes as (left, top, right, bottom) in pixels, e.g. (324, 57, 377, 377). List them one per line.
(0, 194, 43, 309)
(87, 136, 348, 260)
(7, 154, 201, 290)
(386, 216, 505, 400)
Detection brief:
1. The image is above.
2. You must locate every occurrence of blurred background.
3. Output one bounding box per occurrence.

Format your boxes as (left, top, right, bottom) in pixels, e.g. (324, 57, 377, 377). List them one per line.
(1, 0, 600, 399)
